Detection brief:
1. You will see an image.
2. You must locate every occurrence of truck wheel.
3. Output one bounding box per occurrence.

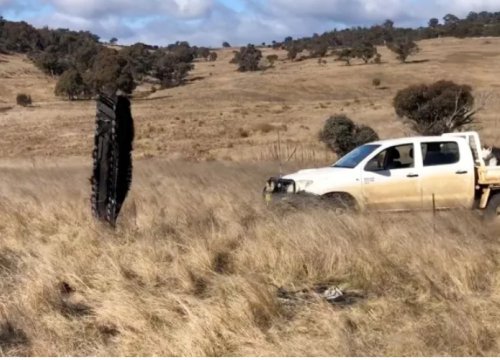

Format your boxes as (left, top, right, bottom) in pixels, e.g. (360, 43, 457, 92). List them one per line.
(485, 193, 500, 222)
(321, 193, 357, 214)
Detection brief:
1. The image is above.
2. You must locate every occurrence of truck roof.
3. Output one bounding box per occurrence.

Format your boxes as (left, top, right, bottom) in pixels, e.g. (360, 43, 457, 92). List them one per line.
(368, 134, 467, 147)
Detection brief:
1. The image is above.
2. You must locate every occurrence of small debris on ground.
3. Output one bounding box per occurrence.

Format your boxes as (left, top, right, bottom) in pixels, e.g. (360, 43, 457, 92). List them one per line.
(277, 284, 364, 307)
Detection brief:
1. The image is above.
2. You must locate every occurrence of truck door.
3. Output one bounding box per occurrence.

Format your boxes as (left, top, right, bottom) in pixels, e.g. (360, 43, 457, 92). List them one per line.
(420, 140, 475, 209)
(361, 143, 423, 210)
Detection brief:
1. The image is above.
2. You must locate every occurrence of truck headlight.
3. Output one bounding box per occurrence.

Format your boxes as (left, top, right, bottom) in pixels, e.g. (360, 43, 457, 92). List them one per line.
(295, 180, 314, 191)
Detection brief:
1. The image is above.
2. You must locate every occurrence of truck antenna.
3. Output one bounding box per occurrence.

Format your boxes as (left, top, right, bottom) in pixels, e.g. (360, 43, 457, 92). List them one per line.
(278, 129, 282, 177)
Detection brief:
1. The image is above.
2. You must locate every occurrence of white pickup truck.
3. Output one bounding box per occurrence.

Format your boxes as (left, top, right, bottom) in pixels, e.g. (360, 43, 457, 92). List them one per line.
(264, 132, 500, 219)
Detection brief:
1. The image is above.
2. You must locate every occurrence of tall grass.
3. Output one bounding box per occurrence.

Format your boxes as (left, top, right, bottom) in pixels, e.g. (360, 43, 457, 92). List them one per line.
(0, 160, 499, 356)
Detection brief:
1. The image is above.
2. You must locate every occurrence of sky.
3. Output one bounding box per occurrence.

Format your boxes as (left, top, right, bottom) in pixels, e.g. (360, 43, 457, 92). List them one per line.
(0, 0, 499, 46)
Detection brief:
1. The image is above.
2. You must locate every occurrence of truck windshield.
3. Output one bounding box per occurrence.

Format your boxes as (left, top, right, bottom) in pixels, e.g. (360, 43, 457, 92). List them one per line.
(333, 144, 380, 169)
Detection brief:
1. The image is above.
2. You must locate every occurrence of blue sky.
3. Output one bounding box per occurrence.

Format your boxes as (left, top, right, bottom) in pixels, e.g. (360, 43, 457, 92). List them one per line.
(1, 0, 499, 46)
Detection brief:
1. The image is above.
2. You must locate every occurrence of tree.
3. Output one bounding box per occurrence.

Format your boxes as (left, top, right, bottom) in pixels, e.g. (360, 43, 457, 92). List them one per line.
(393, 80, 478, 135)
(55, 68, 88, 100)
(354, 41, 377, 63)
(120, 42, 154, 80)
(319, 115, 379, 156)
(109, 37, 118, 45)
(71, 40, 100, 73)
(336, 48, 354, 65)
(231, 44, 262, 72)
(309, 41, 328, 58)
(153, 53, 193, 88)
(169, 42, 196, 63)
(31, 48, 68, 76)
(387, 38, 419, 63)
(383, 19, 394, 30)
(87, 48, 136, 94)
(428, 18, 439, 28)
(222, 41, 231, 48)
(443, 14, 460, 25)
(115, 65, 136, 94)
(466, 12, 479, 22)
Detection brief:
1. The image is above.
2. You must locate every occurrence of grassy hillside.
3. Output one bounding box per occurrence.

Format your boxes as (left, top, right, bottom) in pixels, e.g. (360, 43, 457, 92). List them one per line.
(0, 37, 500, 160)
(1, 37, 500, 356)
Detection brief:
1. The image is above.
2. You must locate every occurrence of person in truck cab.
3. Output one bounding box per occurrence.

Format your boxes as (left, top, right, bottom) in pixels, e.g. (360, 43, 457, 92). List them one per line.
(385, 147, 402, 169)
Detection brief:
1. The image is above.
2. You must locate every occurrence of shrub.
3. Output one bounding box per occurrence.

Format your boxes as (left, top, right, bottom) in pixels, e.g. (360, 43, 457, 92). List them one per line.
(197, 47, 210, 60)
(319, 115, 379, 156)
(254, 123, 275, 133)
(238, 128, 250, 138)
(372, 78, 381, 87)
(208, 52, 218, 62)
(287, 46, 299, 60)
(393, 80, 476, 135)
(229, 50, 240, 64)
(355, 126, 379, 146)
(16, 93, 32, 106)
(266, 54, 278, 67)
(336, 48, 354, 65)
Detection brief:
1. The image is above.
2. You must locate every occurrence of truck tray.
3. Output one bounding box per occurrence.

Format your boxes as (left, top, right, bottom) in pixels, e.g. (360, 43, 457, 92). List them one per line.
(477, 166, 500, 185)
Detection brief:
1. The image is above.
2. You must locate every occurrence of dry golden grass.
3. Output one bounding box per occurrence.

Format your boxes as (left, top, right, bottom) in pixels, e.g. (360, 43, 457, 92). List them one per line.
(1, 160, 500, 356)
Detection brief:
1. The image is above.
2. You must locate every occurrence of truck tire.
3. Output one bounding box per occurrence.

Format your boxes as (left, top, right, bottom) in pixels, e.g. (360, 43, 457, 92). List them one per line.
(321, 193, 358, 214)
(485, 192, 500, 222)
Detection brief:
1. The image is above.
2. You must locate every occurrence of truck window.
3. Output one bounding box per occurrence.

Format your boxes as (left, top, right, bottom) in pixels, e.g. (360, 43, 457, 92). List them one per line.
(421, 141, 459, 166)
(333, 144, 380, 169)
(365, 144, 414, 171)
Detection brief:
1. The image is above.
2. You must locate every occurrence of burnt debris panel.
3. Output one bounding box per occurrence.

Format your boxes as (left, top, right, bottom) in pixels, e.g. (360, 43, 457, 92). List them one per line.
(91, 93, 134, 226)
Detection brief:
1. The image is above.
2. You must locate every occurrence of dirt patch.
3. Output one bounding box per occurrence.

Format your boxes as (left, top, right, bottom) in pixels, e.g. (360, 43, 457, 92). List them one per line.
(0, 106, 13, 113)
(444, 50, 500, 64)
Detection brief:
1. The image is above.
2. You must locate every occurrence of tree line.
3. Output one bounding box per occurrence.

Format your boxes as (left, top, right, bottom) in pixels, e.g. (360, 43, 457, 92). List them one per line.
(0, 17, 220, 99)
(273, 11, 500, 54)
(228, 11, 500, 72)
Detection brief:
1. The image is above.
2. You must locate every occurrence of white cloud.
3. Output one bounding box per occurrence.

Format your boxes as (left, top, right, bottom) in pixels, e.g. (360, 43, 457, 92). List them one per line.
(42, 0, 214, 19)
(3, 0, 500, 46)
(436, 0, 500, 15)
(0, 0, 13, 8)
(174, 0, 214, 18)
(266, 0, 411, 22)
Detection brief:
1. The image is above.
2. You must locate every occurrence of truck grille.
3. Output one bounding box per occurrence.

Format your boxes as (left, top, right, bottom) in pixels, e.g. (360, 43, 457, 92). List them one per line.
(264, 177, 296, 194)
